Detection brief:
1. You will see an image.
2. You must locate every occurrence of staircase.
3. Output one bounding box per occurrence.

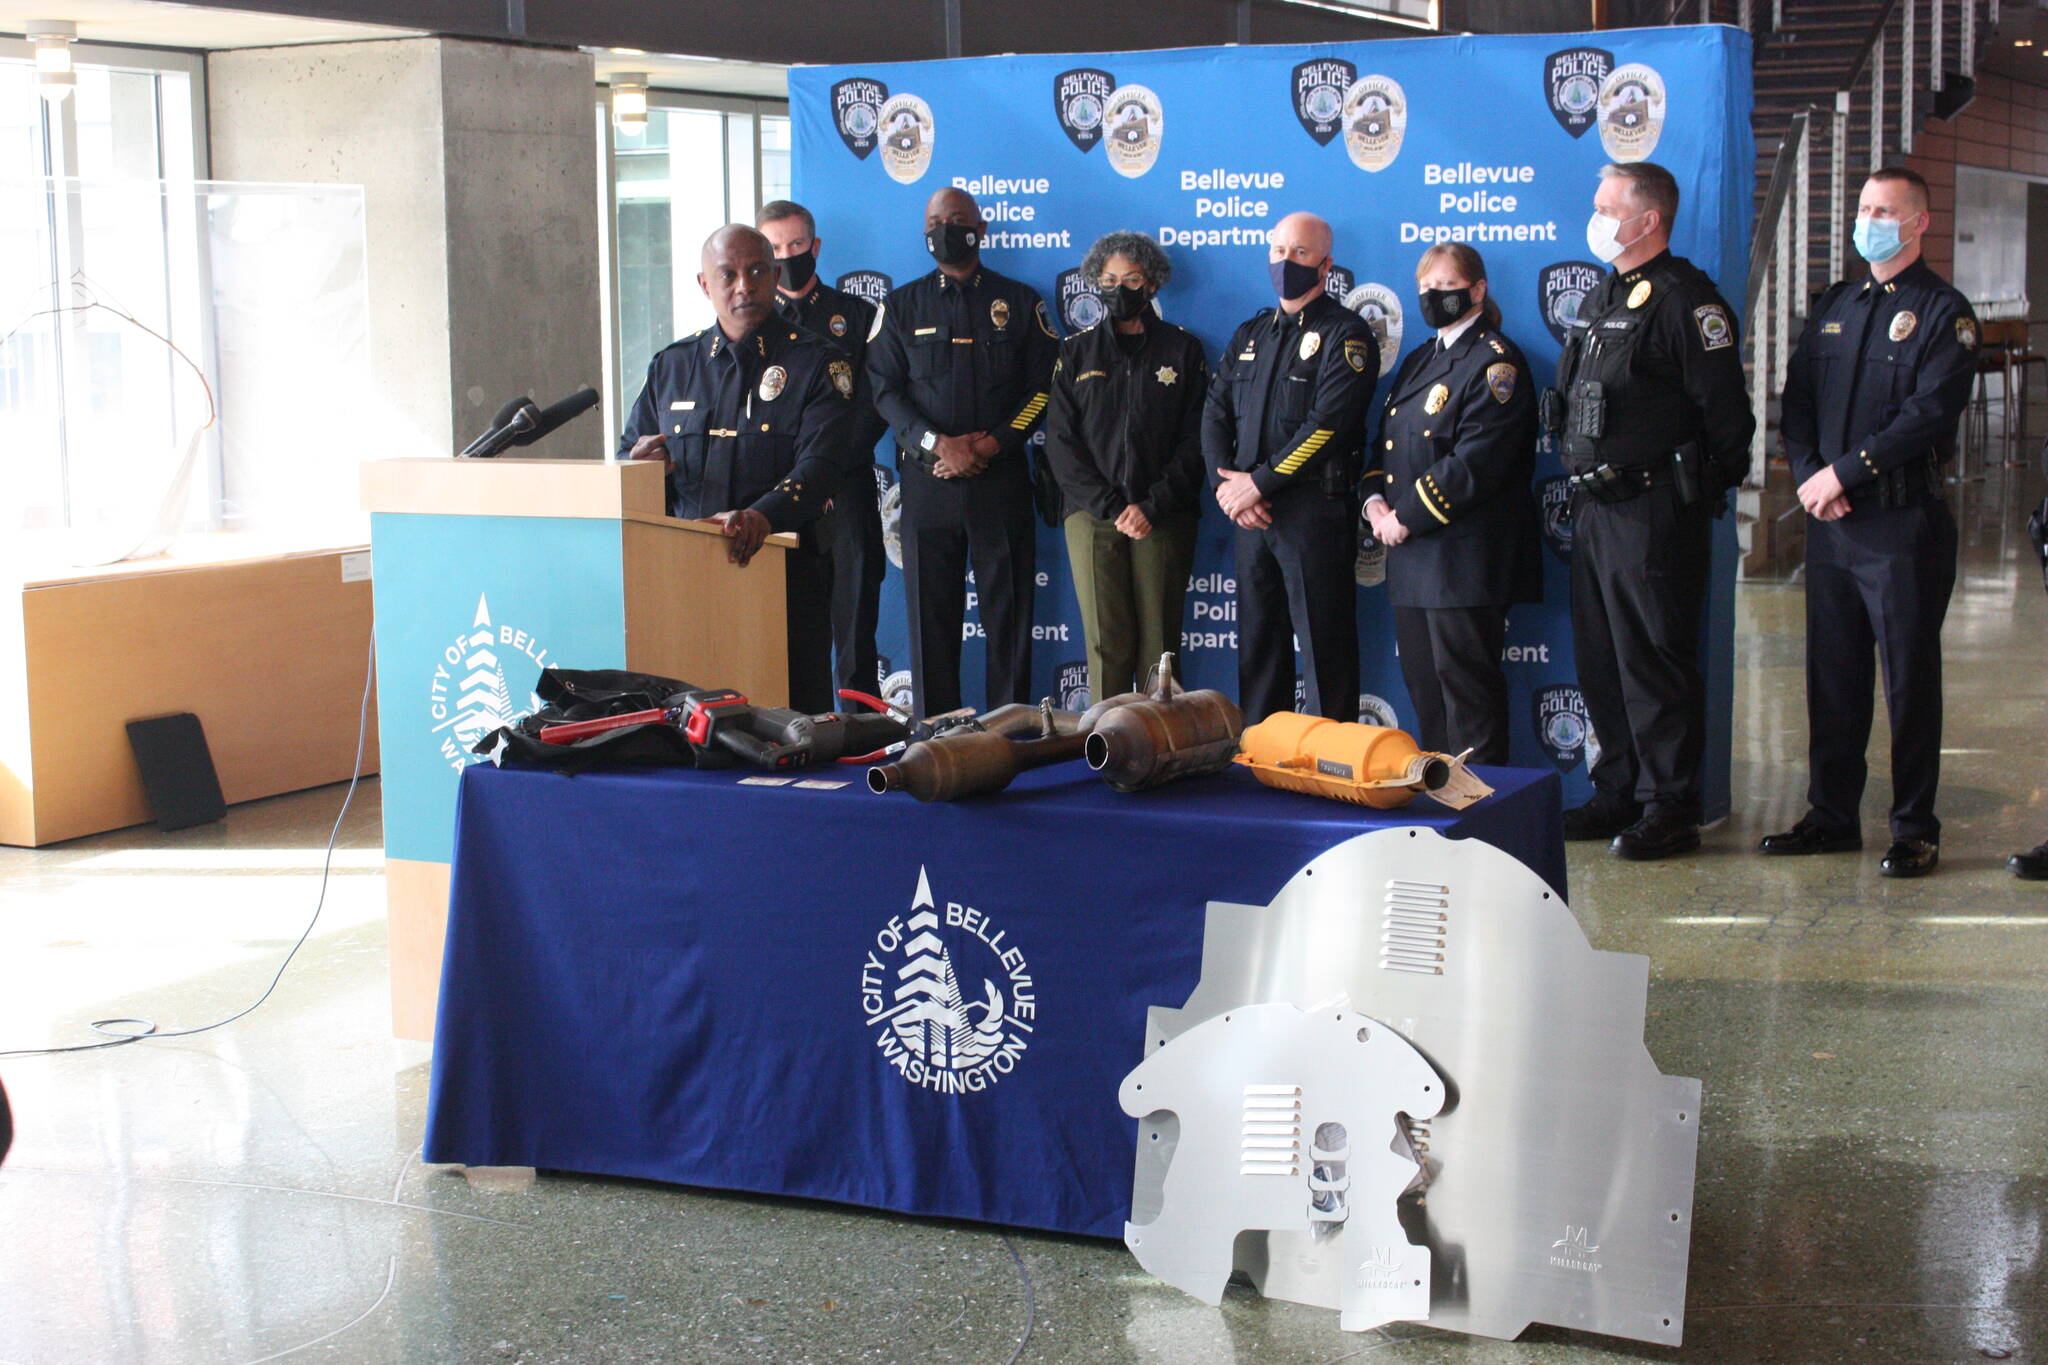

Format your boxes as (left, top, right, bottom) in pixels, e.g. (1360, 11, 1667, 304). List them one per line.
(1671, 0, 2000, 576)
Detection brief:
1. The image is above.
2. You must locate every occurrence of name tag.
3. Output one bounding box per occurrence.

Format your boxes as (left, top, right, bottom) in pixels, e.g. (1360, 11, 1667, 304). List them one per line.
(914, 326, 938, 336)
(1820, 321, 1843, 335)
(670, 400, 696, 410)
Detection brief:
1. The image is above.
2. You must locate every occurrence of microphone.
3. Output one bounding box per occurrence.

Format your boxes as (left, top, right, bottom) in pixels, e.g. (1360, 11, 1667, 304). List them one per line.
(459, 395, 539, 458)
(508, 386, 601, 448)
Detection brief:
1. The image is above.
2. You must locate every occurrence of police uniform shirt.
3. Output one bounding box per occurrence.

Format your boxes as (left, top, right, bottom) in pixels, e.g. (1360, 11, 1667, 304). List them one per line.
(776, 281, 889, 459)
(1202, 293, 1379, 496)
(617, 322, 854, 528)
(866, 266, 1059, 463)
(1043, 317, 1209, 523)
(1561, 249, 1754, 488)
(1781, 259, 1978, 506)
(1364, 323, 1541, 609)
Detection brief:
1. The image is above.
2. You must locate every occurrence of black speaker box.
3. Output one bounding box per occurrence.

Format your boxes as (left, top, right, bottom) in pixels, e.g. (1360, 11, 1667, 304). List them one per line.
(125, 712, 227, 832)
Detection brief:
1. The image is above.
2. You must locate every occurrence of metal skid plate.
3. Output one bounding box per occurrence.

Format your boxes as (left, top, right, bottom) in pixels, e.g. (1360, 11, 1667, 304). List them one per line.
(1120, 1002, 1445, 1333)
(1129, 827, 1701, 1347)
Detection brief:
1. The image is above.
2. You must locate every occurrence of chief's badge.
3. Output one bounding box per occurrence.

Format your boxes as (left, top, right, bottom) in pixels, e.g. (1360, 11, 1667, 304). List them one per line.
(1298, 331, 1322, 361)
(828, 359, 854, 398)
(1956, 316, 1978, 349)
(829, 313, 848, 337)
(759, 365, 788, 402)
(1425, 383, 1450, 415)
(1889, 310, 1917, 343)
(1343, 338, 1370, 372)
(991, 297, 1011, 329)
(1627, 279, 1653, 309)
(1486, 363, 1517, 404)
(1693, 304, 1733, 351)
(1155, 365, 1178, 386)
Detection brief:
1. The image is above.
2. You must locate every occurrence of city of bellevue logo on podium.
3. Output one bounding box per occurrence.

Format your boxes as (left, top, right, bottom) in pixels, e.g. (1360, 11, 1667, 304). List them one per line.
(860, 866, 1035, 1095)
(427, 593, 550, 771)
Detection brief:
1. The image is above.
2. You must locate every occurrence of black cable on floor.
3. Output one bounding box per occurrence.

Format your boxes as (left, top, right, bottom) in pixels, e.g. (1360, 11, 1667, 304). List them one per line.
(998, 1233, 1037, 1365)
(0, 637, 377, 1059)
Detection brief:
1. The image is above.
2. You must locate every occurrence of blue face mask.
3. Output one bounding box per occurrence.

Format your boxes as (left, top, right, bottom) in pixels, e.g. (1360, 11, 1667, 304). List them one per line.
(1853, 216, 1905, 264)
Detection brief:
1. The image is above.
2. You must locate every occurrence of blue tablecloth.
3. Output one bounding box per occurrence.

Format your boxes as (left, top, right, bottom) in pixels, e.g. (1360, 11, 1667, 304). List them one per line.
(423, 759, 1563, 1238)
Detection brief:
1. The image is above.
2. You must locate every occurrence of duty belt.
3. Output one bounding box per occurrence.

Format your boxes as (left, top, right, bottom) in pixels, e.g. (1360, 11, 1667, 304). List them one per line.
(1564, 460, 1675, 503)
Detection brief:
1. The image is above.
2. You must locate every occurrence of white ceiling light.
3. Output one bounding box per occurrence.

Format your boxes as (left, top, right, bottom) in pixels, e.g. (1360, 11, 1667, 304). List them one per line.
(611, 73, 649, 134)
(27, 19, 76, 102)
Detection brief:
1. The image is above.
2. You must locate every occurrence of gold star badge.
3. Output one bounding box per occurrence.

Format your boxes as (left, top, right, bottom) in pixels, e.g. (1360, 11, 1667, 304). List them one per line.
(1155, 365, 1177, 386)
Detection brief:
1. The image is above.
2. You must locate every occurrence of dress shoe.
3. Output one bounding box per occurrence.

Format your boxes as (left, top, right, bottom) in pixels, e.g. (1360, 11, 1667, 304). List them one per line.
(1612, 814, 1701, 861)
(1562, 796, 1642, 841)
(1879, 839, 1939, 878)
(1757, 816, 1862, 856)
(2010, 840, 2048, 881)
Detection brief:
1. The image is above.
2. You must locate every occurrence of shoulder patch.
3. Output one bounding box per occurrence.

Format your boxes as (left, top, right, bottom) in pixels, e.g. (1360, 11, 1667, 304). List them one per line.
(1343, 337, 1370, 373)
(1956, 315, 1978, 350)
(1036, 299, 1058, 339)
(1485, 362, 1517, 404)
(868, 302, 887, 342)
(828, 358, 854, 398)
(1693, 304, 1733, 351)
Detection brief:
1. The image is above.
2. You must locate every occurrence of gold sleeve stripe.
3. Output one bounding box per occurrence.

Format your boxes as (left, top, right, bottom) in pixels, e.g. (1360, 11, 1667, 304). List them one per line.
(1415, 477, 1452, 524)
(1008, 392, 1050, 430)
(1272, 429, 1334, 476)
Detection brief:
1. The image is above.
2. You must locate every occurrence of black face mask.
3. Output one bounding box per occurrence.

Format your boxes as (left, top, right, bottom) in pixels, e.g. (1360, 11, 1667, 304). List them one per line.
(776, 249, 817, 292)
(925, 222, 981, 266)
(1417, 286, 1474, 331)
(1099, 284, 1150, 322)
(1269, 256, 1324, 302)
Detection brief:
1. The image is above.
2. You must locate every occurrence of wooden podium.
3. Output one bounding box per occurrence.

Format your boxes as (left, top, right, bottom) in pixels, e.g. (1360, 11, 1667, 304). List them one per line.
(362, 457, 793, 1039)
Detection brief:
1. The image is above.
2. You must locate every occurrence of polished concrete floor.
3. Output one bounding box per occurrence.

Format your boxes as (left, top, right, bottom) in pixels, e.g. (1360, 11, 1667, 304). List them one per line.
(1, 463, 2044, 1365)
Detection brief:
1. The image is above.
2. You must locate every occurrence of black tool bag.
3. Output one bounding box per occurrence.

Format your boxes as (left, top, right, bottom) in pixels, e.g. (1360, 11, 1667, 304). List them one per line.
(472, 667, 703, 772)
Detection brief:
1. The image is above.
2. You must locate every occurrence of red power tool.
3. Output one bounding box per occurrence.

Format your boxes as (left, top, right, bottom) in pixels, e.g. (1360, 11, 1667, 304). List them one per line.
(538, 688, 908, 770)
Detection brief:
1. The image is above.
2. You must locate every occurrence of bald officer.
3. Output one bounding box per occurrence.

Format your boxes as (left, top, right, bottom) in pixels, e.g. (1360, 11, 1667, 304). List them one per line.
(1202, 211, 1379, 723)
(618, 224, 855, 713)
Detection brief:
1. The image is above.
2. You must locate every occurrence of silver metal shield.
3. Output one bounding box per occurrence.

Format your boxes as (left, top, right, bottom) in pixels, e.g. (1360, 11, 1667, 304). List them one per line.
(1128, 827, 1701, 1347)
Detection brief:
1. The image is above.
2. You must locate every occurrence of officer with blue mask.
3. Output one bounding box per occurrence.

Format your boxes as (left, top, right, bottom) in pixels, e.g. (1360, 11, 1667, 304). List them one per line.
(1761, 167, 1979, 878)
(1202, 211, 1379, 723)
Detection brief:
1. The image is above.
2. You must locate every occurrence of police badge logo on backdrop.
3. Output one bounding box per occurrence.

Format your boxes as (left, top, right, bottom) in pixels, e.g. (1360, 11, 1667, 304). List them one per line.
(1056, 661, 1092, 712)
(1358, 694, 1398, 730)
(1538, 475, 1575, 562)
(1341, 75, 1406, 173)
(837, 270, 892, 312)
(878, 93, 935, 183)
(1598, 62, 1665, 163)
(1054, 67, 1114, 152)
(1344, 282, 1404, 371)
(832, 77, 888, 159)
(878, 470, 905, 569)
(1105, 84, 1163, 178)
(1538, 261, 1605, 346)
(1291, 57, 1357, 146)
(1324, 263, 1357, 304)
(1057, 268, 1106, 333)
(1544, 48, 1612, 138)
(1534, 685, 1593, 770)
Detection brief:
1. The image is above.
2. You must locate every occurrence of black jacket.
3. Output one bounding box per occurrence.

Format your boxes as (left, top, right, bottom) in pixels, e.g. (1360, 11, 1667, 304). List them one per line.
(866, 265, 1059, 470)
(1781, 258, 1978, 516)
(617, 322, 853, 529)
(777, 281, 888, 483)
(1044, 318, 1208, 524)
(1202, 293, 1379, 500)
(1365, 323, 1542, 609)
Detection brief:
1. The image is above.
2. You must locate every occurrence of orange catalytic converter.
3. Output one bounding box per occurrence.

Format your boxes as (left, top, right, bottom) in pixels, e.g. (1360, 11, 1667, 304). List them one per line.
(1232, 711, 1494, 810)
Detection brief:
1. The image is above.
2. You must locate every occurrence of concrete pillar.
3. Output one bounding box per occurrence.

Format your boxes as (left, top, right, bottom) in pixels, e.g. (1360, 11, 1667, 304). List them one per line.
(207, 38, 602, 463)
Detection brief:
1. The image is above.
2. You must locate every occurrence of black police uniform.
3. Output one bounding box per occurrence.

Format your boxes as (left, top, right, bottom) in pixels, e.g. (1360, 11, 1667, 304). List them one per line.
(1364, 320, 1541, 764)
(867, 266, 1058, 716)
(777, 281, 888, 698)
(618, 321, 855, 714)
(1551, 249, 1754, 824)
(1043, 314, 1209, 698)
(1780, 259, 1978, 844)
(1202, 294, 1379, 723)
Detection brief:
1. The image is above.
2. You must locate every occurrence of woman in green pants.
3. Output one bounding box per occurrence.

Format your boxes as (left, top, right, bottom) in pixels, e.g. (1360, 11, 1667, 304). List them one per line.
(1043, 231, 1208, 699)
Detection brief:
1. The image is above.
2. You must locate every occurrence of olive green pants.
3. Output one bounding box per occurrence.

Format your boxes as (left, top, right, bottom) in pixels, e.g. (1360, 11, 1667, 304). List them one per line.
(1062, 509, 1198, 699)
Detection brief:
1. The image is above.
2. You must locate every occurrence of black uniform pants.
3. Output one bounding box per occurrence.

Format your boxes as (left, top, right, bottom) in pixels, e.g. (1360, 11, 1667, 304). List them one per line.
(785, 540, 836, 716)
(1570, 484, 1710, 821)
(1235, 488, 1358, 724)
(1394, 605, 1511, 764)
(821, 479, 886, 697)
(1803, 500, 1957, 842)
(898, 456, 1036, 716)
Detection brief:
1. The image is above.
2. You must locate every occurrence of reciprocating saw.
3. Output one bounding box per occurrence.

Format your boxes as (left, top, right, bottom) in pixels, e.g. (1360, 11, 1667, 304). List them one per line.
(537, 688, 909, 771)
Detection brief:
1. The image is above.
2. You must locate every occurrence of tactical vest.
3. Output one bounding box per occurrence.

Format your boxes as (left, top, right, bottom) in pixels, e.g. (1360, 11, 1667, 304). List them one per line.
(1554, 258, 1691, 471)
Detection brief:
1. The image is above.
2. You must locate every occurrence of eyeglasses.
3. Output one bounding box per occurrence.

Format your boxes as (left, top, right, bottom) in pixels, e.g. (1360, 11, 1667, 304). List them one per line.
(1097, 272, 1148, 289)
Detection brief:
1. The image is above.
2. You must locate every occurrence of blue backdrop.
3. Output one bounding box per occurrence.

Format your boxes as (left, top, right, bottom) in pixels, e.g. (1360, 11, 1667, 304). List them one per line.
(791, 25, 1753, 815)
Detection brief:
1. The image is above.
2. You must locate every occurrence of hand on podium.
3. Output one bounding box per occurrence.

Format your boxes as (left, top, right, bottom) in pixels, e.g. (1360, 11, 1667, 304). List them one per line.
(712, 508, 772, 565)
(627, 433, 670, 462)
